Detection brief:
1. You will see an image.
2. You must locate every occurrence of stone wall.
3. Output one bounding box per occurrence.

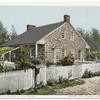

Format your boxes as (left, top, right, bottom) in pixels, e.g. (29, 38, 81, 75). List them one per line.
(44, 22, 86, 63)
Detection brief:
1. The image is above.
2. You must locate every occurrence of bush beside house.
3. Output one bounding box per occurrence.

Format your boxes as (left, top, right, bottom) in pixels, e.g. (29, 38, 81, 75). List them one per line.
(45, 53, 75, 67)
(60, 54, 74, 66)
(82, 69, 100, 78)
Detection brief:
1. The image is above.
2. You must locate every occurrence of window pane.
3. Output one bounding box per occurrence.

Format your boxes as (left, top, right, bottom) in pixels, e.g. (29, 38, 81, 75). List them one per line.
(30, 47, 35, 57)
(62, 33, 64, 38)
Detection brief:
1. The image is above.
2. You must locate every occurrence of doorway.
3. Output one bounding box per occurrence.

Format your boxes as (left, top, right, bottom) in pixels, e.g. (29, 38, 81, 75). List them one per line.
(78, 50, 81, 59)
(52, 48, 59, 63)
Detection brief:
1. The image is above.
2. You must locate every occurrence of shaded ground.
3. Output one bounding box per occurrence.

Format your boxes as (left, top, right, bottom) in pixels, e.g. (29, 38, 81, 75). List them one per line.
(56, 77, 100, 95)
(22, 79, 84, 95)
(0, 79, 84, 95)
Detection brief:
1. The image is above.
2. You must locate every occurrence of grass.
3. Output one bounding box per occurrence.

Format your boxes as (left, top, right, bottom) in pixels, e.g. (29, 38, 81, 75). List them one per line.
(0, 79, 85, 95)
(21, 79, 85, 95)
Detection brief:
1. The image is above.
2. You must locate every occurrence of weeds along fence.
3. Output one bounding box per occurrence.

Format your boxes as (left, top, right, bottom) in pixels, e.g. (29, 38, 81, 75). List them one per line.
(37, 63, 100, 84)
(81, 63, 100, 74)
(0, 63, 100, 93)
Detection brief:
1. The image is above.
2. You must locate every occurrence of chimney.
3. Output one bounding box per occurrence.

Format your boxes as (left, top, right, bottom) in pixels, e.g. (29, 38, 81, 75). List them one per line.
(27, 25, 36, 32)
(64, 15, 70, 23)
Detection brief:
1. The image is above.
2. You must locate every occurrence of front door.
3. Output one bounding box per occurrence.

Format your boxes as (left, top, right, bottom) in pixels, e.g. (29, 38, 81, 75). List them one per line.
(52, 48, 59, 63)
(51, 48, 57, 63)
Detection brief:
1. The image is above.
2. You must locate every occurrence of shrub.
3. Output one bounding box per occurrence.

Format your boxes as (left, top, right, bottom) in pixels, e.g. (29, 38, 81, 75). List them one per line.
(47, 79, 56, 86)
(0, 63, 4, 72)
(56, 62, 61, 66)
(60, 54, 74, 66)
(20, 89, 24, 93)
(40, 81, 44, 87)
(13, 45, 29, 70)
(0, 62, 16, 73)
(93, 71, 100, 76)
(82, 69, 94, 78)
(29, 58, 41, 65)
(59, 76, 64, 83)
(6, 90, 11, 94)
(15, 90, 21, 95)
(82, 69, 100, 78)
(3, 66, 10, 72)
(45, 61, 53, 67)
(14, 45, 37, 70)
(0, 47, 13, 57)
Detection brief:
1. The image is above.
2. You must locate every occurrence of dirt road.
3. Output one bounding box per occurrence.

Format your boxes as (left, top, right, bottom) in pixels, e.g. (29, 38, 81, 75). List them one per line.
(56, 77, 100, 95)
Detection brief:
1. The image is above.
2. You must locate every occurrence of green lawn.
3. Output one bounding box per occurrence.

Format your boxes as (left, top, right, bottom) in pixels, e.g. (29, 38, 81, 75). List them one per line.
(0, 79, 85, 95)
(22, 79, 85, 95)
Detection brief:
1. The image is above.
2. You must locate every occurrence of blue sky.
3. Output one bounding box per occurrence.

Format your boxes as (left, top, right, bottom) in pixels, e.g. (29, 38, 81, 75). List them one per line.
(0, 6, 100, 34)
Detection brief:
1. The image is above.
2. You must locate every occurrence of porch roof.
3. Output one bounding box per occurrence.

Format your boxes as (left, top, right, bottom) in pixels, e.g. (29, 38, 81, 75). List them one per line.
(0, 21, 64, 47)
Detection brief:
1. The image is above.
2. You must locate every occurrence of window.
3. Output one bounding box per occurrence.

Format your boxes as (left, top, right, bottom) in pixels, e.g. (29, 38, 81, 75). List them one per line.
(62, 33, 65, 38)
(62, 48, 67, 57)
(51, 48, 60, 63)
(30, 48, 35, 58)
(71, 50, 75, 57)
(72, 34, 74, 41)
(69, 33, 74, 41)
(62, 49, 64, 57)
(64, 49, 67, 57)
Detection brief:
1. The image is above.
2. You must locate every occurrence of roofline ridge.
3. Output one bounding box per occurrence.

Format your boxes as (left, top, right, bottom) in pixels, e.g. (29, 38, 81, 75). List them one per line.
(37, 21, 64, 28)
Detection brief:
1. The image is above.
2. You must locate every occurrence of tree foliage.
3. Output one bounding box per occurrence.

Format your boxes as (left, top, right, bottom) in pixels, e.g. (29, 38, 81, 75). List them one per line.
(77, 27, 100, 51)
(0, 22, 17, 44)
(0, 22, 8, 42)
(9, 25, 17, 40)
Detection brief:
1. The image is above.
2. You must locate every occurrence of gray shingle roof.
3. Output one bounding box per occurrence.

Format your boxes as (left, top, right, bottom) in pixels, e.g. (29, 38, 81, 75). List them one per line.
(1, 21, 64, 47)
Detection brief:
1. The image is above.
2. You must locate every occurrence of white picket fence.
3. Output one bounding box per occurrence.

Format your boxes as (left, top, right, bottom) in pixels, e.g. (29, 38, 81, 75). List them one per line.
(0, 69, 34, 93)
(81, 63, 100, 74)
(0, 63, 100, 93)
(38, 63, 100, 83)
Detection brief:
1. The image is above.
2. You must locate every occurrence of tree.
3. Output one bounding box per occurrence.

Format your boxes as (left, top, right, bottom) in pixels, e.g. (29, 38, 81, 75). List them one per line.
(91, 28, 100, 40)
(77, 27, 100, 51)
(90, 28, 100, 51)
(0, 21, 8, 41)
(77, 27, 86, 38)
(9, 25, 17, 40)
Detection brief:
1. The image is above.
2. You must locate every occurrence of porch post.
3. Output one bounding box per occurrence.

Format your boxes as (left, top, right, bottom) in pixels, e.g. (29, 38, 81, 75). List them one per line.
(35, 43, 38, 58)
(9, 51, 11, 61)
(1, 54, 4, 60)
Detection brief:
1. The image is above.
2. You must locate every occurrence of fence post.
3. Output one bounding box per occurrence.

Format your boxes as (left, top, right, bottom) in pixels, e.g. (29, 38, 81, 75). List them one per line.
(43, 66, 47, 85)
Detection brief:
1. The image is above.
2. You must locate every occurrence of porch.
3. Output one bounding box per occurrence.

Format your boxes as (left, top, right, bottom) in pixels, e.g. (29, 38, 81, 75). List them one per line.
(1, 44, 45, 62)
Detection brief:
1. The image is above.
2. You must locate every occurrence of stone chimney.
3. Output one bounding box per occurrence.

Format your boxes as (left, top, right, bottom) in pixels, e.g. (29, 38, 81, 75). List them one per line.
(64, 15, 70, 23)
(27, 25, 36, 32)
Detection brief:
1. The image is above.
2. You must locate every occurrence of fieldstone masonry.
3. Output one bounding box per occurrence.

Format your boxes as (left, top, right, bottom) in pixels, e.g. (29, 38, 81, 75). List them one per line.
(44, 22, 87, 63)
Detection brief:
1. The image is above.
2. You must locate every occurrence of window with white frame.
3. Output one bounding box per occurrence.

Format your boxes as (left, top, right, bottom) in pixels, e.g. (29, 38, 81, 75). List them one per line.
(30, 48, 35, 58)
(51, 48, 59, 63)
(71, 50, 75, 57)
(69, 33, 74, 41)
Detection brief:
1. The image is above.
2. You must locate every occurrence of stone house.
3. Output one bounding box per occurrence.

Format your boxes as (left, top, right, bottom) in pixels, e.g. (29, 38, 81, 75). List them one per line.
(1, 15, 90, 63)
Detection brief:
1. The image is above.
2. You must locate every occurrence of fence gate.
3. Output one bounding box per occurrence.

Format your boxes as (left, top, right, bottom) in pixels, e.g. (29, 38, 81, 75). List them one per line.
(71, 65, 82, 79)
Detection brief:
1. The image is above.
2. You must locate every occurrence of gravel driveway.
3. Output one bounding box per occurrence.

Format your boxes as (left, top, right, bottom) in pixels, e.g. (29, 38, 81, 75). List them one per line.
(56, 77, 100, 95)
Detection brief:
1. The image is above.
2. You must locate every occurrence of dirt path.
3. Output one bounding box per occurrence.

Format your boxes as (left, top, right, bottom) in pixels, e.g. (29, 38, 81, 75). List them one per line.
(56, 77, 100, 95)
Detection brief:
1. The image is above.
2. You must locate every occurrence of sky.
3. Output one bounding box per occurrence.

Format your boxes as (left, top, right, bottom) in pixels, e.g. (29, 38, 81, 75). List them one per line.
(0, 6, 100, 34)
